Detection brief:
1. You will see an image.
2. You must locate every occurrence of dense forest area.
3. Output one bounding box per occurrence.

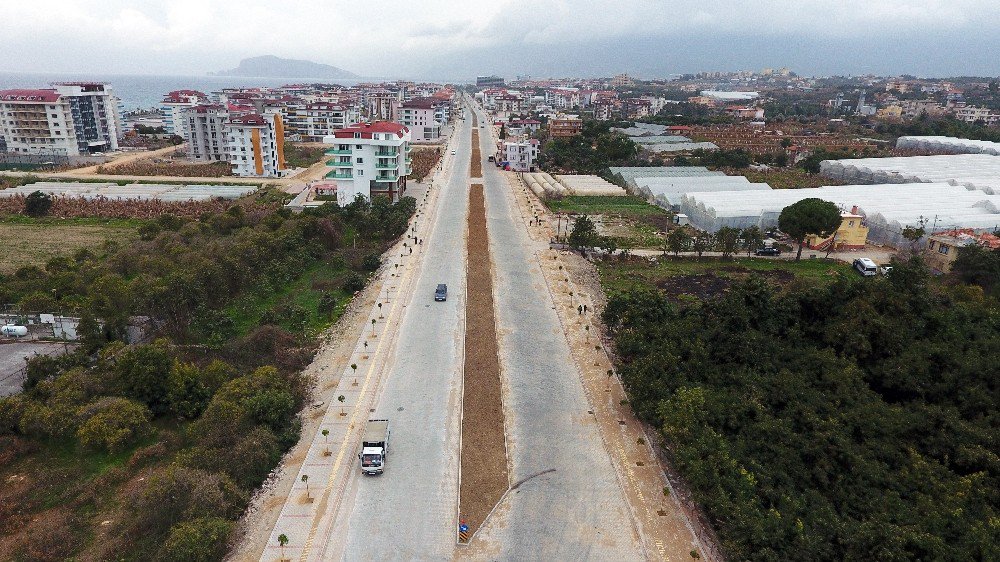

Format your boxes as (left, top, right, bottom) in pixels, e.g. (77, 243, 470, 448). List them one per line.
(0, 195, 416, 560)
(603, 257, 999, 561)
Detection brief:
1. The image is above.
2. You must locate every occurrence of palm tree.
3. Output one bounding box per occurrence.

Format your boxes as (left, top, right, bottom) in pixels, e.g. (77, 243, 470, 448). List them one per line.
(322, 429, 330, 456)
(278, 534, 289, 560)
(301, 474, 310, 499)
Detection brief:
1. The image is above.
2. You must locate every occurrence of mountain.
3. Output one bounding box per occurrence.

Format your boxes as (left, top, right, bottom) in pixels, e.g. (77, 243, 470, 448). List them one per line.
(210, 55, 358, 79)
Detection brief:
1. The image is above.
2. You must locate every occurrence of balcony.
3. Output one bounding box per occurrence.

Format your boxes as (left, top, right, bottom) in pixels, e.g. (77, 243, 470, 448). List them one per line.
(375, 149, 398, 156)
(325, 148, 352, 155)
(325, 171, 354, 180)
(375, 161, 397, 170)
(374, 174, 399, 182)
(326, 159, 352, 167)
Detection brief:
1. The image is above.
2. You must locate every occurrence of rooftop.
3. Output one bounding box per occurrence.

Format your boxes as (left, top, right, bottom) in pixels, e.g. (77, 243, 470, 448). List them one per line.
(334, 121, 408, 139)
(0, 89, 61, 103)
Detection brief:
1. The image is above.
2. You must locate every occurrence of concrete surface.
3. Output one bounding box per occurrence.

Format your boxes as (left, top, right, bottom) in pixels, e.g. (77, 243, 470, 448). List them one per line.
(467, 100, 645, 559)
(0, 342, 68, 396)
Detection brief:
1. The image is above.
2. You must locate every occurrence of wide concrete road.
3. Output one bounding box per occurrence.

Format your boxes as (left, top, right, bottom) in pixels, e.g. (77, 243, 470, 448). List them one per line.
(469, 101, 645, 559)
(314, 110, 472, 560)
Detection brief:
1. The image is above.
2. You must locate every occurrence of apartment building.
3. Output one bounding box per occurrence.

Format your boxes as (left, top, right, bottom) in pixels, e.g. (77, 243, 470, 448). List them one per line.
(477, 75, 505, 88)
(0, 82, 121, 156)
(225, 111, 287, 178)
(549, 114, 583, 138)
(303, 102, 359, 142)
(366, 91, 399, 121)
(396, 97, 446, 141)
(160, 90, 207, 136)
(182, 104, 230, 162)
(498, 138, 539, 172)
(323, 121, 412, 205)
(955, 105, 1000, 126)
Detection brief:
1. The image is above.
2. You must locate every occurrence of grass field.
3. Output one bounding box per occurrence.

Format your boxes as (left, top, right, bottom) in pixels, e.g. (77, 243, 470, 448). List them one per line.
(599, 256, 851, 301)
(224, 258, 353, 339)
(0, 219, 139, 274)
(547, 195, 667, 217)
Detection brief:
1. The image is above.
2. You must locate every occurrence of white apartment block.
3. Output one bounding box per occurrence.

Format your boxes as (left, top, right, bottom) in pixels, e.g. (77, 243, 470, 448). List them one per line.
(160, 90, 206, 136)
(0, 82, 121, 156)
(182, 105, 230, 162)
(498, 138, 539, 172)
(396, 97, 447, 141)
(304, 102, 359, 142)
(323, 121, 412, 205)
(225, 111, 287, 178)
(955, 105, 1000, 126)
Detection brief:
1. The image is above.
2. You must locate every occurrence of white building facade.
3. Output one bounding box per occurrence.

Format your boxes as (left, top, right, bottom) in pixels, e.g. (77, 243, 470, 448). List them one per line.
(160, 90, 206, 136)
(0, 82, 121, 156)
(323, 121, 412, 205)
(182, 104, 230, 162)
(225, 112, 287, 178)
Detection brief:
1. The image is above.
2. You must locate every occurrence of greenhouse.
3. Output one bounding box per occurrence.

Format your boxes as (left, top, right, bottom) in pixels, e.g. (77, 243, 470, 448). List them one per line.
(895, 136, 1000, 156)
(607, 166, 724, 191)
(678, 182, 1000, 246)
(632, 176, 772, 208)
(0, 182, 258, 201)
(820, 154, 1000, 193)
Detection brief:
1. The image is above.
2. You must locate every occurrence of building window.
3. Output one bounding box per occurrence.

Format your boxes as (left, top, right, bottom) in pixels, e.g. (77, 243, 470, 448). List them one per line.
(939, 245, 949, 255)
(357, 170, 364, 176)
(357, 158, 363, 164)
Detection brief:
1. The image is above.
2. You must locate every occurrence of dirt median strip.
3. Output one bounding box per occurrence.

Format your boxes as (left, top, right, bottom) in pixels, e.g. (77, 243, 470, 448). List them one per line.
(471, 130, 482, 178)
(458, 182, 508, 542)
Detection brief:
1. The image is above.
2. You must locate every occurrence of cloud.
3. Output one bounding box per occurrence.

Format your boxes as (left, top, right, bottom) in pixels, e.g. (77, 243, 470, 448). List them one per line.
(0, 0, 996, 77)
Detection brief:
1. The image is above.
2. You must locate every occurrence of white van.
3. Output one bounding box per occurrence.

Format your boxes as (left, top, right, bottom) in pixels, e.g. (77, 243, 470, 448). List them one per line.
(853, 258, 878, 277)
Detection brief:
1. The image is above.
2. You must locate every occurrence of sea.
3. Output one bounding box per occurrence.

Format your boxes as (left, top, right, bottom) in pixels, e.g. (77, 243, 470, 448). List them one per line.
(0, 71, 365, 112)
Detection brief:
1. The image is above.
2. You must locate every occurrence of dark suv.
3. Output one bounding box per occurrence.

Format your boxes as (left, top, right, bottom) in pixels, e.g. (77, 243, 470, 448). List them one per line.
(755, 247, 781, 256)
(434, 284, 447, 301)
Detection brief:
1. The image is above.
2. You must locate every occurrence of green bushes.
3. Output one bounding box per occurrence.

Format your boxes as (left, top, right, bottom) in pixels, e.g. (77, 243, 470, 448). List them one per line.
(604, 263, 999, 560)
(76, 397, 151, 453)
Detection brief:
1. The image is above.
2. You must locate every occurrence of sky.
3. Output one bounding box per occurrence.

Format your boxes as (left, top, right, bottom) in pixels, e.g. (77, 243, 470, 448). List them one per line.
(0, 0, 998, 80)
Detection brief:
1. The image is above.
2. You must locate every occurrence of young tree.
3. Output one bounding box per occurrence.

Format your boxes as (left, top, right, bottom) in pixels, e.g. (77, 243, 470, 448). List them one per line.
(901, 217, 928, 253)
(715, 226, 741, 258)
(322, 428, 331, 455)
(667, 228, 692, 256)
(568, 215, 599, 253)
(301, 474, 310, 499)
(742, 226, 765, 256)
(778, 198, 842, 261)
(24, 190, 53, 217)
(338, 395, 346, 416)
(692, 231, 714, 258)
(278, 534, 289, 560)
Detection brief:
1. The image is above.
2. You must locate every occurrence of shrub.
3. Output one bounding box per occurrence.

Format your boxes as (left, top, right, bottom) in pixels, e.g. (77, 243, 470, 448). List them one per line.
(24, 190, 52, 217)
(76, 397, 151, 453)
(342, 272, 366, 293)
(159, 517, 233, 562)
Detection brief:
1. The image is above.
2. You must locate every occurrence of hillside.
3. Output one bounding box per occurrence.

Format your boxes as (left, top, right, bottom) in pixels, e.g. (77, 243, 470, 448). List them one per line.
(211, 55, 358, 79)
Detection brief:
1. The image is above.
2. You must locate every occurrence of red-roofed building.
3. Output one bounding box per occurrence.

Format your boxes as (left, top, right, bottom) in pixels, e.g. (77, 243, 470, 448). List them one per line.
(160, 90, 208, 136)
(396, 97, 450, 140)
(925, 229, 1000, 273)
(324, 121, 412, 204)
(0, 82, 121, 156)
(226, 111, 287, 178)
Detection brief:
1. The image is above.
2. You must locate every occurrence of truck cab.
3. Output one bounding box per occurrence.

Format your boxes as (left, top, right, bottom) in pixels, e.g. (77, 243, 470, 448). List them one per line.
(359, 419, 390, 475)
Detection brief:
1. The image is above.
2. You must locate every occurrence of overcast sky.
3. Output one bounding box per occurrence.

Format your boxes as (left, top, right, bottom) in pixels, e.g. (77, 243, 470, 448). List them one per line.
(0, 0, 998, 80)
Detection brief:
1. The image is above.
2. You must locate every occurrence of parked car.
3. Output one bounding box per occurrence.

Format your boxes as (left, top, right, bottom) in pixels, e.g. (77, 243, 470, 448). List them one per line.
(879, 265, 893, 276)
(434, 284, 447, 301)
(450, 149, 456, 155)
(755, 247, 781, 256)
(853, 258, 878, 277)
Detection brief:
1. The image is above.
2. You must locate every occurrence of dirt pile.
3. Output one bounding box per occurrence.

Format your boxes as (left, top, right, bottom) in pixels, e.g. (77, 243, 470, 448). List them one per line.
(458, 182, 508, 541)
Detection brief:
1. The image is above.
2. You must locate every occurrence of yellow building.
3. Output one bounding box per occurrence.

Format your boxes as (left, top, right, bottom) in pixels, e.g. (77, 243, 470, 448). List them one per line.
(877, 105, 903, 119)
(804, 209, 869, 250)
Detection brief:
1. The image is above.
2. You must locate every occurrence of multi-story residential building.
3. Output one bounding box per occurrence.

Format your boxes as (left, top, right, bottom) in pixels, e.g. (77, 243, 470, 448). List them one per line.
(225, 111, 287, 177)
(624, 98, 653, 119)
(323, 121, 412, 205)
(594, 99, 616, 120)
(160, 90, 207, 136)
(182, 104, 230, 162)
(804, 208, 869, 250)
(955, 105, 1000, 126)
(498, 138, 539, 172)
(396, 97, 445, 141)
(366, 91, 399, 121)
(0, 82, 121, 156)
(495, 94, 525, 114)
(545, 88, 581, 109)
(549, 114, 583, 138)
(0, 89, 79, 155)
(611, 73, 633, 87)
(53, 83, 122, 154)
(303, 102, 359, 142)
(477, 75, 506, 88)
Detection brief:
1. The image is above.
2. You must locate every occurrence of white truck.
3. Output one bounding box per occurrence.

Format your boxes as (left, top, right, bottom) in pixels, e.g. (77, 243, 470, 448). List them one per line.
(359, 419, 390, 475)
